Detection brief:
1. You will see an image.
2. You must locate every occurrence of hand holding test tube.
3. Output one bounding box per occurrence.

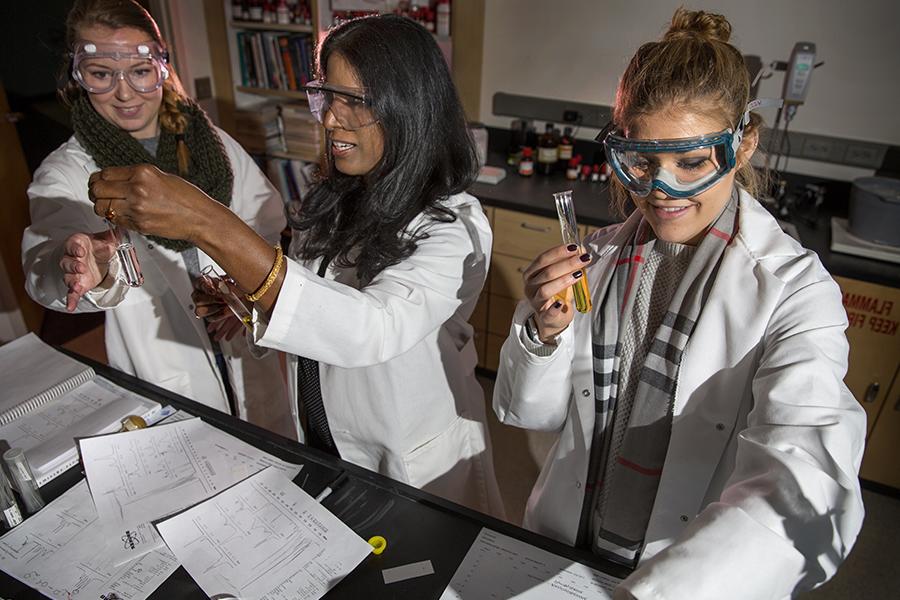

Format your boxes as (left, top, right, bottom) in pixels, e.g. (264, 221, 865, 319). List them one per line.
(553, 190, 592, 313)
(107, 222, 144, 287)
(198, 266, 254, 330)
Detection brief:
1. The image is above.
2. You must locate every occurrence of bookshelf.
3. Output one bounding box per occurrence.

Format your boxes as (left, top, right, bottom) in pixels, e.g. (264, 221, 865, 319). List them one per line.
(202, 1, 482, 203)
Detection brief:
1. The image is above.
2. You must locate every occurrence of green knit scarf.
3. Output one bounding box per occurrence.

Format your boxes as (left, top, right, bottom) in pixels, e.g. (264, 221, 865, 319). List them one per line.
(71, 94, 234, 252)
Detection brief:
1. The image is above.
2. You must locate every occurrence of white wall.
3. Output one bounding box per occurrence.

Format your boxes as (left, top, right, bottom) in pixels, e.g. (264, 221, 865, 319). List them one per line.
(479, 0, 900, 180)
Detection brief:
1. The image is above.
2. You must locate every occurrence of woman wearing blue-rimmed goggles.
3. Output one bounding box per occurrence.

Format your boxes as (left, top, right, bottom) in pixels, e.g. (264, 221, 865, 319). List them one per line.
(599, 99, 782, 198)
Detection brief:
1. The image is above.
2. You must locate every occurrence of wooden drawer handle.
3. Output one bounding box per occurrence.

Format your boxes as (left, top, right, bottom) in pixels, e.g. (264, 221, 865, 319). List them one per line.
(520, 222, 552, 233)
(863, 382, 880, 403)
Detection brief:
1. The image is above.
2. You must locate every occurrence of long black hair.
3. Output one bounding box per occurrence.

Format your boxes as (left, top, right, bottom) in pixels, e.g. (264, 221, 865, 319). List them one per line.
(289, 14, 478, 285)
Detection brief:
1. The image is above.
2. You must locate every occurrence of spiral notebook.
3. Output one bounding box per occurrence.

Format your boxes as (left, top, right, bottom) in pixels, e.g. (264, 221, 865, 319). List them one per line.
(0, 333, 162, 486)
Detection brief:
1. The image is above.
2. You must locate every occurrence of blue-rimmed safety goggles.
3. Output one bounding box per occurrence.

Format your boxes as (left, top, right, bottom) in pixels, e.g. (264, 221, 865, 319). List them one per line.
(598, 99, 783, 198)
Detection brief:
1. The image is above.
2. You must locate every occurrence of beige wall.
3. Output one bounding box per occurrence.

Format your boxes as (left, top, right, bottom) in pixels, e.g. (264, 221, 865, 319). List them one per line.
(479, 0, 900, 180)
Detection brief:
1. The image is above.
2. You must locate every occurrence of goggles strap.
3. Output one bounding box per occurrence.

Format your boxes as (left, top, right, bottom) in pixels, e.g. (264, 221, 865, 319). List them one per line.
(732, 98, 785, 153)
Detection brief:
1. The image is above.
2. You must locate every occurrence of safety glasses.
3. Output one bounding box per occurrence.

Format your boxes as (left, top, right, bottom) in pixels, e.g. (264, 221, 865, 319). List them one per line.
(72, 41, 169, 94)
(598, 99, 783, 198)
(302, 79, 376, 131)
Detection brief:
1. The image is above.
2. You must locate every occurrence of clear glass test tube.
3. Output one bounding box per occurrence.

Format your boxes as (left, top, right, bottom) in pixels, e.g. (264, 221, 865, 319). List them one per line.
(553, 190, 592, 313)
(2, 448, 43, 515)
(3, 448, 44, 514)
(0, 467, 23, 529)
(199, 266, 253, 329)
(109, 224, 144, 287)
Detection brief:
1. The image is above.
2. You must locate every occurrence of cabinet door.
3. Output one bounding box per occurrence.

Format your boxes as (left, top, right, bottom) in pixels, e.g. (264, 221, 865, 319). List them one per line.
(490, 253, 531, 300)
(493, 208, 561, 259)
(859, 364, 900, 488)
(833, 277, 900, 437)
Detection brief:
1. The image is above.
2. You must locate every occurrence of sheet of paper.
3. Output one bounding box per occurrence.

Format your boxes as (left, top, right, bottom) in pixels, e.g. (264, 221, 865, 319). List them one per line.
(80, 417, 302, 530)
(441, 528, 622, 600)
(0, 480, 179, 600)
(157, 467, 372, 600)
(0, 377, 161, 486)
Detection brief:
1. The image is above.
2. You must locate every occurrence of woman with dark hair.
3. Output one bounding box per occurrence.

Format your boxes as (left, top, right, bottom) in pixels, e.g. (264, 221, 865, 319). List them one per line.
(88, 14, 504, 516)
(21, 0, 293, 437)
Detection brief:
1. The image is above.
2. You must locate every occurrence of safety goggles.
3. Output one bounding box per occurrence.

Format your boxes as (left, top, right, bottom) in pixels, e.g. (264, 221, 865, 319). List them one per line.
(302, 80, 376, 130)
(598, 98, 783, 198)
(72, 41, 169, 94)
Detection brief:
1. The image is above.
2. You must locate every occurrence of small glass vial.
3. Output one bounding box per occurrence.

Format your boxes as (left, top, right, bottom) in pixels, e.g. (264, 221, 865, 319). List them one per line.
(111, 227, 144, 287)
(199, 266, 254, 330)
(0, 467, 23, 529)
(3, 448, 44, 515)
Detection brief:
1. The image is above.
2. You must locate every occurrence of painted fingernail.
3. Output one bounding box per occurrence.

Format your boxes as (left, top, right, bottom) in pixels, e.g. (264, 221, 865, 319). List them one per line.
(567, 244, 578, 252)
(580, 253, 591, 262)
(573, 271, 583, 279)
(552, 301, 562, 309)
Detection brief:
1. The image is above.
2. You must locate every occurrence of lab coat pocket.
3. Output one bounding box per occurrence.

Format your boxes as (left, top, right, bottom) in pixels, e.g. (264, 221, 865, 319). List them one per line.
(402, 415, 489, 510)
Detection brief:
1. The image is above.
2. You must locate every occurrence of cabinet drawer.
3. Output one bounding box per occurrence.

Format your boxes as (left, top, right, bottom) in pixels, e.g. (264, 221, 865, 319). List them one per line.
(833, 276, 900, 437)
(493, 208, 561, 259)
(860, 366, 900, 488)
(488, 294, 519, 336)
(489, 253, 531, 300)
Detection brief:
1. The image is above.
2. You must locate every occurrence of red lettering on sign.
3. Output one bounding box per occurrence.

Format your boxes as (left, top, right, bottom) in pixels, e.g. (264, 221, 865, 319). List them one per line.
(868, 317, 899, 335)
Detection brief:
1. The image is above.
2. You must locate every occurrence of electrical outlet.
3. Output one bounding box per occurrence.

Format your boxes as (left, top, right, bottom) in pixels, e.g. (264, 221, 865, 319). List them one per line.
(563, 110, 581, 123)
(844, 144, 885, 168)
(801, 136, 835, 161)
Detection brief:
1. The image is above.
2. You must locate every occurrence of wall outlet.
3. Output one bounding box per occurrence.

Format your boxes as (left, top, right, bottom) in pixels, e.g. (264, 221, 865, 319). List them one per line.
(844, 143, 886, 168)
(801, 136, 836, 161)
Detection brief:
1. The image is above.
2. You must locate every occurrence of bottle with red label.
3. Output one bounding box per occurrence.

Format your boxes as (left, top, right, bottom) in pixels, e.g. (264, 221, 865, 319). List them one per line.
(518, 147, 535, 176)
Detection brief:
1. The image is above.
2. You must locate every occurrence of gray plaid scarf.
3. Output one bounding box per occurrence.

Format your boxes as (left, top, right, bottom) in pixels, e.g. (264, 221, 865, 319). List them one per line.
(575, 189, 739, 563)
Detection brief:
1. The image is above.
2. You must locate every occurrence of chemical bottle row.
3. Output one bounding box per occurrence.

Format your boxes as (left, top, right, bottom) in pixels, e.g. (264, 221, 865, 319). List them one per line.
(232, 0, 312, 26)
(510, 120, 612, 181)
(333, 1, 451, 36)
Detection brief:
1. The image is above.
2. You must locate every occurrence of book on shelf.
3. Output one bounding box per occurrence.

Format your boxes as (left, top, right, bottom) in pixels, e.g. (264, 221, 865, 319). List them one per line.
(235, 30, 313, 90)
(0, 333, 163, 486)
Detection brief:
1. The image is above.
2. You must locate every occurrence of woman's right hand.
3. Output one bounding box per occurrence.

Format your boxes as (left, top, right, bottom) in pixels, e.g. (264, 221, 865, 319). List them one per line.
(60, 230, 117, 312)
(522, 244, 592, 342)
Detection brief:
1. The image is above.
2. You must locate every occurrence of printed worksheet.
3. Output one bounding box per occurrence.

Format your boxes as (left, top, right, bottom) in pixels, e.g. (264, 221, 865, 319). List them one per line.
(79, 417, 302, 529)
(0, 480, 179, 600)
(441, 528, 622, 600)
(157, 467, 372, 600)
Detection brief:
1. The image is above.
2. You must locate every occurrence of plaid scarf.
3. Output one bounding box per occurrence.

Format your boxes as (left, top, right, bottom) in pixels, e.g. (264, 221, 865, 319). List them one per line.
(576, 190, 739, 563)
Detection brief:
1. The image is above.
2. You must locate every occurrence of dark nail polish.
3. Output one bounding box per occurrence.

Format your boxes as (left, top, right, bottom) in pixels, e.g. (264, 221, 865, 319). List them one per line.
(567, 244, 578, 252)
(572, 270, 583, 279)
(580, 253, 591, 262)
(552, 301, 562, 309)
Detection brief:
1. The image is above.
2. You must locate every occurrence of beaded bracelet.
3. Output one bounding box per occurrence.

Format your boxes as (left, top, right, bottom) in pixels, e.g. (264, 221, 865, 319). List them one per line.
(245, 245, 284, 302)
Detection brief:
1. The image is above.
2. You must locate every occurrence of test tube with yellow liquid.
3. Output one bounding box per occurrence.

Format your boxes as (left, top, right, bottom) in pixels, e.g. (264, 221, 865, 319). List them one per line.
(553, 190, 592, 313)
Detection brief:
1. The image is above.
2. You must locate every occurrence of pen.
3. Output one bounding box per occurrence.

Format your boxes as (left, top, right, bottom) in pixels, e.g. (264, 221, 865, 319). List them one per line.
(315, 471, 348, 502)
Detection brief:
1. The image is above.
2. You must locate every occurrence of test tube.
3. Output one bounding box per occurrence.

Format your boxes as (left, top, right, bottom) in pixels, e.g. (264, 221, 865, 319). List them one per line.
(110, 225, 144, 287)
(199, 266, 253, 329)
(0, 466, 23, 529)
(553, 190, 592, 313)
(2, 448, 44, 515)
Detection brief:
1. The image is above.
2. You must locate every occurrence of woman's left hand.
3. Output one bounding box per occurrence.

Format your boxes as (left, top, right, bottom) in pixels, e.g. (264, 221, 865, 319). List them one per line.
(88, 164, 221, 244)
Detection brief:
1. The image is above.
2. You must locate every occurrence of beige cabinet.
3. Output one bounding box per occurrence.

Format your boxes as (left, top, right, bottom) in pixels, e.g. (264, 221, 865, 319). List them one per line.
(834, 276, 900, 488)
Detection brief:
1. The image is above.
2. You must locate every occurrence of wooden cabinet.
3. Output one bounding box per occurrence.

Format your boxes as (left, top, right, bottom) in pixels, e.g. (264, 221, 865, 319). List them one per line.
(478, 207, 594, 370)
(834, 276, 900, 488)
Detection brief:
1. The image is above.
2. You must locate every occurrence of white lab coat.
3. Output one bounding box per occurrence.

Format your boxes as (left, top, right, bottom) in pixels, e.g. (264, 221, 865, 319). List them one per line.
(493, 189, 866, 599)
(254, 191, 505, 517)
(22, 131, 295, 439)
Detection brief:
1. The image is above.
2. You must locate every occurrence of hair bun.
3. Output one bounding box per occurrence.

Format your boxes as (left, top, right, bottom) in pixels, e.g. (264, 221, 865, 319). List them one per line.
(663, 7, 732, 44)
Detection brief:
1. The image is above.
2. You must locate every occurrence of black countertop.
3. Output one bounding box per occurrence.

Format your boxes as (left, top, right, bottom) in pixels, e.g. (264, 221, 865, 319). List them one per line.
(470, 158, 900, 289)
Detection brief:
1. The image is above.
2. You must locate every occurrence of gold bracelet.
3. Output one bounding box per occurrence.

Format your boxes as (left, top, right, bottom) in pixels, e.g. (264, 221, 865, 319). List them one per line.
(245, 245, 284, 302)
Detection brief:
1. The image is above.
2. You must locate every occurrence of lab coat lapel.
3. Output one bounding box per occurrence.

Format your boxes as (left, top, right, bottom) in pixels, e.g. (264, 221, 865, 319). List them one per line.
(644, 221, 786, 557)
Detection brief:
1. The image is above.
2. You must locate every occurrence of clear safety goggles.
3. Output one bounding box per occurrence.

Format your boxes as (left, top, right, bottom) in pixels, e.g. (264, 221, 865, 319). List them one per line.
(302, 79, 376, 131)
(72, 41, 170, 94)
(599, 98, 783, 198)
